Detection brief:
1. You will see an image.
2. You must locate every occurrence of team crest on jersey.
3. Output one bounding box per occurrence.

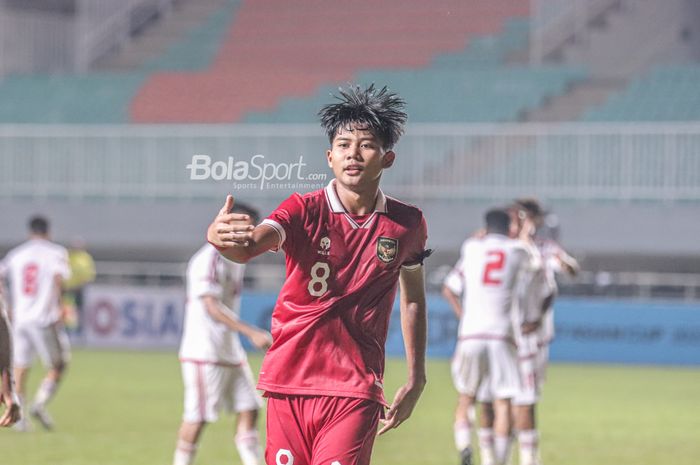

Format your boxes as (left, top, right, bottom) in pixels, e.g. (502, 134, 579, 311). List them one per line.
(376, 237, 398, 263)
(317, 236, 331, 255)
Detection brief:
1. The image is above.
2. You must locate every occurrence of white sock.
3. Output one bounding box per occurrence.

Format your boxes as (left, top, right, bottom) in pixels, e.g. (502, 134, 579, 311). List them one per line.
(454, 420, 471, 451)
(235, 429, 261, 465)
(467, 405, 477, 424)
(478, 428, 495, 465)
(15, 393, 27, 426)
(494, 434, 512, 465)
(33, 378, 57, 408)
(518, 429, 539, 465)
(173, 439, 197, 465)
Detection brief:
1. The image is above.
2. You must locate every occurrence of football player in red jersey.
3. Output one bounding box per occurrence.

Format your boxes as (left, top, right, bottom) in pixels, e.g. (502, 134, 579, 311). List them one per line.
(207, 84, 430, 465)
(1, 286, 21, 427)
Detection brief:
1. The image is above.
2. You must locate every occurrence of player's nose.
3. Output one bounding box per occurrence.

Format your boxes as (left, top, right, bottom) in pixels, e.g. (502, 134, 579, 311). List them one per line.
(347, 143, 362, 159)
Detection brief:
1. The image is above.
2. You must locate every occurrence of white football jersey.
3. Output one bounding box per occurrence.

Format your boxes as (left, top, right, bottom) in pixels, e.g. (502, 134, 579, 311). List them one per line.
(0, 239, 70, 327)
(445, 234, 534, 339)
(179, 244, 247, 365)
(536, 239, 567, 343)
(516, 241, 550, 325)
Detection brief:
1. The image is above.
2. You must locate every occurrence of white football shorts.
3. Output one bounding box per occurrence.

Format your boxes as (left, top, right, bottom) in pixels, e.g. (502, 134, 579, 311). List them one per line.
(181, 360, 262, 423)
(13, 322, 70, 369)
(451, 338, 520, 399)
(513, 332, 544, 406)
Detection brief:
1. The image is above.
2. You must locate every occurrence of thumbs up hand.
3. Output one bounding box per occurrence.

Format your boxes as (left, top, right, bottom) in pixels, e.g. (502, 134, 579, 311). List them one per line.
(207, 195, 255, 249)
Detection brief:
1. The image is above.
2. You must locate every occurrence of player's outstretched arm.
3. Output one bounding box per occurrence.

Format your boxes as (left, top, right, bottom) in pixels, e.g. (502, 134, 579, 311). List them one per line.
(201, 296, 272, 351)
(378, 266, 427, 436)
(442, 284, 462, 319)
(558, 248, 580, 277)
(207, 195, 280, 264)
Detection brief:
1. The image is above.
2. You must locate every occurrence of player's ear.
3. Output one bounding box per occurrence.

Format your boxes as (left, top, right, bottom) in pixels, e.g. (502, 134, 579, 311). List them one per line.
(382, 150, 396, 168)
(326, 148, 333, 168)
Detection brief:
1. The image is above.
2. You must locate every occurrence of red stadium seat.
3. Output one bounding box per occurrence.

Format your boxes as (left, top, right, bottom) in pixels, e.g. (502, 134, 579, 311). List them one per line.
(130, 0, 529, 123)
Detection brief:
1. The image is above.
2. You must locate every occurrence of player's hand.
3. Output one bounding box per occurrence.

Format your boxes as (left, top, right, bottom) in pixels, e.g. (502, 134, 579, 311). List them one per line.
(559, 255, 580, 277)
(249, 329, 273, 351)
(62, 302, 79, 329)
(521, 320, 541, 335)
(207, 195, 255, 248)
(0, 390, 21, 427)
(377, 378, 425, 435)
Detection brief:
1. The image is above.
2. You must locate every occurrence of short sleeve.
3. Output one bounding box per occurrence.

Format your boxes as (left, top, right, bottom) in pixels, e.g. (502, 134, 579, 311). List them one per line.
(53, 249, 71, 281)
(261, 193, 305, 252)
(401, 213, 429, 270)
(443, 265, 463, 295)
(190, 251, 223, 300)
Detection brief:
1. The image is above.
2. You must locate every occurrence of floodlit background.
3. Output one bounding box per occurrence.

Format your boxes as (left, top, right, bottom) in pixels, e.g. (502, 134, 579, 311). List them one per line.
(0, 1, 699, 464)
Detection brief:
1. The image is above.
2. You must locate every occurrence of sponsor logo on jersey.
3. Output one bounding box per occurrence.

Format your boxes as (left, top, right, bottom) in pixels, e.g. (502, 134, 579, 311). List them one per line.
(376, 237, 398, 263)
(317, 236, 331, 256)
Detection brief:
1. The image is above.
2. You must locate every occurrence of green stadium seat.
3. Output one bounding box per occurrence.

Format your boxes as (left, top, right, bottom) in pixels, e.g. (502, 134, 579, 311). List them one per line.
(243, 67, 586, 123)
(0, 74, 147, 123)
(141, 0, 240, 72)
(584, 65, 700, 121)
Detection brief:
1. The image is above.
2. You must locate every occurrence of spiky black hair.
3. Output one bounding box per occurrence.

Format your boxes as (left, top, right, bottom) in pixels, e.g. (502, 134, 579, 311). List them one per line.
(318, 84, 407, 150)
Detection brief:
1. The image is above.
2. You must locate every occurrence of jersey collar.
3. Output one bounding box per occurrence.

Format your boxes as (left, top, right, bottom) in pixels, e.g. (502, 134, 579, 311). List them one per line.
(324, 180, 387, 229)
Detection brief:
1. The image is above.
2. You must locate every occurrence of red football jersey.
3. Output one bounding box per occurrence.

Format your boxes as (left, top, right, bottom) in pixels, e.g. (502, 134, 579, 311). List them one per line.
(259, 180, 428, 404)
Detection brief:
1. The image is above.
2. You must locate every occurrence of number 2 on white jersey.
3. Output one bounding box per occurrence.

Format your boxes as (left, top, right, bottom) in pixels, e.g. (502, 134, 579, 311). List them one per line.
(307, 262, 330, 297)
(482, 250, 505, 285)
(23, 262, 39, 296)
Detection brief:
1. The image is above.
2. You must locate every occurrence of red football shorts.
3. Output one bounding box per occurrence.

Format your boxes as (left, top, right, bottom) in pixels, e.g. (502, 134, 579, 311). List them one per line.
(265, 393, 382, 465)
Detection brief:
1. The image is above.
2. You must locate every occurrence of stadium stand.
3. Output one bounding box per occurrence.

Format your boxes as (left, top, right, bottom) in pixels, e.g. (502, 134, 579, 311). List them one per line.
(0, 0, 554, 124)
(583, 65, 700, 121)
(0, 0, 699, 294)
(244, 67, 585, 123)
(431, 19, 530, 67)
(139, 0, 239, 72)
(0, 74, 146, 124)
(130, 0, 535, 123)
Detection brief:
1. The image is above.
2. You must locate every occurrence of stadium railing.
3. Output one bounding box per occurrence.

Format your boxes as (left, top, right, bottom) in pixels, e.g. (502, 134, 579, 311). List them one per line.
(0, 122, 698, 203)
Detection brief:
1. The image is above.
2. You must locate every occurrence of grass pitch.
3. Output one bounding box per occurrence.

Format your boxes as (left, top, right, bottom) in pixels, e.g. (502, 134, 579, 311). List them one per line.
(1, 350, 698, 465)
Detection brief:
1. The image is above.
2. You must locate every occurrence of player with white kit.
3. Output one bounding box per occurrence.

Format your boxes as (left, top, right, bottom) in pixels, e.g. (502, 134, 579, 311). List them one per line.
(443, 209, 533, 465)
(0, 216, 71, 432)
(533, 210, 579, 390)
(173, 203, 272, 465)
(511, 199, 578, 465)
